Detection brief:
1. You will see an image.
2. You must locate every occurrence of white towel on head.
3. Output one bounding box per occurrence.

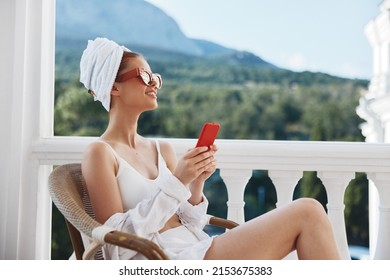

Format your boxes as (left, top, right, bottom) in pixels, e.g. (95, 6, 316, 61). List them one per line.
(80, 37, 130, 111)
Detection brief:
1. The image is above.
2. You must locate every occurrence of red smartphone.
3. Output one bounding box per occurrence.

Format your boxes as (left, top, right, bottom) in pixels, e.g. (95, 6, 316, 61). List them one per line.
(195, 122, 220, 147)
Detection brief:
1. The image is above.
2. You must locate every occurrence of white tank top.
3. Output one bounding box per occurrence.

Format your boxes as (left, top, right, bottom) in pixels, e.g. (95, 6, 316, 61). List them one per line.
(100, 140, 170, 211)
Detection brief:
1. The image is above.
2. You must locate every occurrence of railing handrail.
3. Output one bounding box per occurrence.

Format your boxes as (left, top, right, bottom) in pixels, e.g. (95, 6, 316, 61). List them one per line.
(33, 136, 390, 171)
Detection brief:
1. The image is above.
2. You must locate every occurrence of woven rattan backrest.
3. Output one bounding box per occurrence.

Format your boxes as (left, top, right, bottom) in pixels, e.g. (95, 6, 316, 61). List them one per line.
(48, 163, 101, 240)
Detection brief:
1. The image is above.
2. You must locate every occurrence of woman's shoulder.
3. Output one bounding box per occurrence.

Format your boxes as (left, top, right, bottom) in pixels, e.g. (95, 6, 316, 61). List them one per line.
(84, 140, 108, 154)
(82, 140, 119, 176)
(156, 139, 175, 155)
(156, 139, 177, 170)
(83, 140, 117, 163)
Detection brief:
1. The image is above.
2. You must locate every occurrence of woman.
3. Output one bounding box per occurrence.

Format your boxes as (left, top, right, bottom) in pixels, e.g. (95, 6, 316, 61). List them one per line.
(80, 37, 340, 260)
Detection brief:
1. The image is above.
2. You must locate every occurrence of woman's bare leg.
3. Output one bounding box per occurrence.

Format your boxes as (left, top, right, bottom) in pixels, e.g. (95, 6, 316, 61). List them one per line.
(204, 198, 340, 260)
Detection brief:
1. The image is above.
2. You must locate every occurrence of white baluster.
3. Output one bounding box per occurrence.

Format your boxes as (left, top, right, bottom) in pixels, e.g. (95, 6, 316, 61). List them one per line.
(268, 170, 303, 207)
(317, 171, 354, 260)
(219, 168, 252, 224)
(268, 170, 302, 259)
(368, 172, 390, 260)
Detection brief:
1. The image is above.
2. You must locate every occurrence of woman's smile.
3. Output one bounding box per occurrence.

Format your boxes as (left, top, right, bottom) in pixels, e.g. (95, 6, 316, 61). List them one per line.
(145, 90, 157, 99)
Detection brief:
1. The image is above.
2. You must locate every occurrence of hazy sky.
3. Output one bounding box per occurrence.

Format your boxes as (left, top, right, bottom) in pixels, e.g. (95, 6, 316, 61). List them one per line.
(146, 0, 382, 79)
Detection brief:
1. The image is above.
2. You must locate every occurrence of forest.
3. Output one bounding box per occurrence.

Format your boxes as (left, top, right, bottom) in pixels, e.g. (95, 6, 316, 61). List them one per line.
(51, 43, 370, 259)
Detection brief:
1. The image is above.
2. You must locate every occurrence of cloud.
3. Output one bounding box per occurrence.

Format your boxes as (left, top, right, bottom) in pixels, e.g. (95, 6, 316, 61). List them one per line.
(286, 53, 307, 70)
(282, 53, 372, 79)
(282, 53, 320, 72)
(340, 63, 371, 79)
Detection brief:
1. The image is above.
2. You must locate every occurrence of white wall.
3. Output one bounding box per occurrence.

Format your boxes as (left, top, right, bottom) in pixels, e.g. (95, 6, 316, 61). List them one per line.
(0, 0, 55, 259)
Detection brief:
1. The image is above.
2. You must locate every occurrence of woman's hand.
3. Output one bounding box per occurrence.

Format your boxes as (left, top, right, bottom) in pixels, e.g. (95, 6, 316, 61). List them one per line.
(191, 144, 218, 184)
(173, 145, 218, 186)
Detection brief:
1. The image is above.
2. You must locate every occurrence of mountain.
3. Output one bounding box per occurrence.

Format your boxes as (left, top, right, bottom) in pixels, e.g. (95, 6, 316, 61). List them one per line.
(56, 0, 276, 68)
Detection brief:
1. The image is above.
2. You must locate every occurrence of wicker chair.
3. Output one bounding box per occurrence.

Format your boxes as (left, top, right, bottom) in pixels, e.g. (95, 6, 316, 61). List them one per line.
(48, 163, 238, 260)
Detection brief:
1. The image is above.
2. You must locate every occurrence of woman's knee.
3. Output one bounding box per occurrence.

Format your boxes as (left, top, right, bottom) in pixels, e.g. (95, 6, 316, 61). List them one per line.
(293, 197, 327, 220)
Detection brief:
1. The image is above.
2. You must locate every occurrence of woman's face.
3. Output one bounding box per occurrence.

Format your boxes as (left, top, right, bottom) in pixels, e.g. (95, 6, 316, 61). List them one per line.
(111, 56, 159, 113)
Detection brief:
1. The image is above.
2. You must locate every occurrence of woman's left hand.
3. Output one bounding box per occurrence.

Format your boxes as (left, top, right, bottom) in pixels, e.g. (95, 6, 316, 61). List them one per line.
(192, 144, 218, 184)
(187, 145, 218, 205)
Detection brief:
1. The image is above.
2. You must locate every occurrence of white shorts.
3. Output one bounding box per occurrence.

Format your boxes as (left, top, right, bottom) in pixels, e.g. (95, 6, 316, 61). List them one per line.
(157, 225, 214, 260)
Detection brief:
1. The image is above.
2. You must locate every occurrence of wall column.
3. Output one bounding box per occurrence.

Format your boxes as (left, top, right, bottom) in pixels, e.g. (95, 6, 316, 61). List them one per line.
(0, 0, 55, 259)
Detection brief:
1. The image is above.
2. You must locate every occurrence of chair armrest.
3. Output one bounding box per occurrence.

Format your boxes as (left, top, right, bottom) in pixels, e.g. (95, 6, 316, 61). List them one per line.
(83, 230, 168, 260)
(208, 216, 239, 229)
(104, 230, 168, 260)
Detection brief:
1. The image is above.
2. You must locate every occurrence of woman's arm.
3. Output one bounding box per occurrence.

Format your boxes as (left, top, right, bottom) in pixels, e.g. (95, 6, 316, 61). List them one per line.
(160, 141, 217, 229)
(160, 141, 217, 205)
(82, 141, 124, 224)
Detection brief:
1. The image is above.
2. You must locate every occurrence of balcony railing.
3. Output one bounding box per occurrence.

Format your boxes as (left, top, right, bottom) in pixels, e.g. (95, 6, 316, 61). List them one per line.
(33, 136, 390, 260)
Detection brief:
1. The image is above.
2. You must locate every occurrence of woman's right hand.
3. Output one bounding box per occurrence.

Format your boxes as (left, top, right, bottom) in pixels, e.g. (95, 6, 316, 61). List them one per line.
(173, 146, 216, 186)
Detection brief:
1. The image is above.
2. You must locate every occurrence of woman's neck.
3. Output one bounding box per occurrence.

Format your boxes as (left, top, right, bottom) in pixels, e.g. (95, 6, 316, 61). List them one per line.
(101, 110, 141, 148)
